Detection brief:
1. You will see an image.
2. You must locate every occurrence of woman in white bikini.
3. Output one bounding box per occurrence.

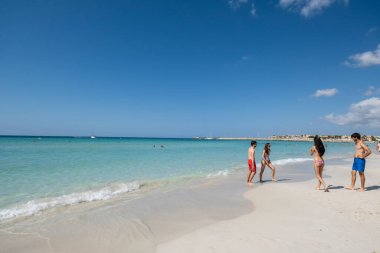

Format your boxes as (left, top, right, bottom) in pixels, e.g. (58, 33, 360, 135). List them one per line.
(310, 135, 329, 192)
(260, 143, 277, 182)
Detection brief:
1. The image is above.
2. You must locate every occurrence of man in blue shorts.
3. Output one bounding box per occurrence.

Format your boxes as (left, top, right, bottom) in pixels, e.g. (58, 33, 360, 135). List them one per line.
(345, 133, 372, 192)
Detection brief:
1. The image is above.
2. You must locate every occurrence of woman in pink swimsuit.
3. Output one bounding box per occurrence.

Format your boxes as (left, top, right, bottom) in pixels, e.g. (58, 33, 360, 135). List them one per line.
(310, 135, 329, 192)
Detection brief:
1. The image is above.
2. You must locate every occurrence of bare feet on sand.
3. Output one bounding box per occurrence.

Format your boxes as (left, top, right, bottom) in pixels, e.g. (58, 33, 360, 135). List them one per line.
(345, 186, 355, 190)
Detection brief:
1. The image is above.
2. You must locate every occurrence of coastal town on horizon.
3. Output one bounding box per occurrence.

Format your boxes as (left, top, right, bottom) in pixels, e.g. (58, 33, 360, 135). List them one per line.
(194, 134, 380, 142)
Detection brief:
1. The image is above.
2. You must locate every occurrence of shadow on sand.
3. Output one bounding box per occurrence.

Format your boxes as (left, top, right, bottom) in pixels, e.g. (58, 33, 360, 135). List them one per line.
(259, 179, 291, 183)
(327, 185, 344, 190)
(366, 185, 380, 191)
(327, 185, 380, 191)
(277, 178, 291, 182)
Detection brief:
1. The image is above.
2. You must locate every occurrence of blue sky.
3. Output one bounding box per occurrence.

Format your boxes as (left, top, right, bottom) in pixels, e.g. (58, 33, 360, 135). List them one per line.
(0, 0, 379, 137)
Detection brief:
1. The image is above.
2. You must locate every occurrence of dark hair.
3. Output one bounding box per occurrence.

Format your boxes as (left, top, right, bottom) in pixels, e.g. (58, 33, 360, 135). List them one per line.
(314, 135, 325, 157)
(251, 140, 257, 146)
(351, 133, 361, 140)
(264, 143, 271, 154)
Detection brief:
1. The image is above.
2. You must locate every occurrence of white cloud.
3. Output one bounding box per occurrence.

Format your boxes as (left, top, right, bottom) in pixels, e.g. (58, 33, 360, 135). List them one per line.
(325, 97, 380, 128)
(279, 0, 348, 17)
(301, 0, 335, 16)
(364, 86, 380, 96)
(251, 3, 257, 16)
(313, 88, 338, 97)
(345, 44, 380, 67)
(241, 55, 250, 61)
(366, 27, 378, 36)
(279, 0, 300, 8)
(229, 0, 249, 9)
(228, 0, 257, 15)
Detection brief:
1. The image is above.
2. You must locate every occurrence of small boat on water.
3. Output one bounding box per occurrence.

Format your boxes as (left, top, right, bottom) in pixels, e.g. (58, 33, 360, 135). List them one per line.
(90, 135, 96, 139)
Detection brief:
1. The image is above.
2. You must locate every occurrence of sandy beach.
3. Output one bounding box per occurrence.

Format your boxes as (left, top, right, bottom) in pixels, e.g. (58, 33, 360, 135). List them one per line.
(2, 0, 379, 252)
(1, 153, 379, 253)
(157, 154, 380, 253)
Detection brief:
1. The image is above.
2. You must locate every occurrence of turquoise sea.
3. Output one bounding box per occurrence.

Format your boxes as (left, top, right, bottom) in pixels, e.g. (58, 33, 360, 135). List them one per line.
(0, 136, 354, 222)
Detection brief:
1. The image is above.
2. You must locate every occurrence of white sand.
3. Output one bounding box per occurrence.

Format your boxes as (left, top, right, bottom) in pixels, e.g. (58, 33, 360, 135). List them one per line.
(157, 154, 380, 253)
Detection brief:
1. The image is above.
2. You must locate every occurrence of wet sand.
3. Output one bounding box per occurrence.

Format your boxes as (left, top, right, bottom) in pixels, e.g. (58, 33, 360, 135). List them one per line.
(0, 173, 254, 253)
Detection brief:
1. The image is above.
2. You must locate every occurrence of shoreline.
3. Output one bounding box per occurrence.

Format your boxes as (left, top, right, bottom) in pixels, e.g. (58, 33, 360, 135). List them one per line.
(0, 171, 253, 253)
(0, 156, 321, 224)
(1, 154, 379, 252)
(0, 158, 319, 253)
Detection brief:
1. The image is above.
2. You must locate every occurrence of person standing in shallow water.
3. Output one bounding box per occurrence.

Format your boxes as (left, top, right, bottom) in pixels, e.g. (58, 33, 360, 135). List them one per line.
(345, 133, 372, 192)
(310, 135, 329, 192)
(247, 140, 257, 185)
(259, 143, 277, 182)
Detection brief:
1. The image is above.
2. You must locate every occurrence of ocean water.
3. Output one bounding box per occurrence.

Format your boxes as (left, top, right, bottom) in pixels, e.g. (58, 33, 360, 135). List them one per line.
(0, 136, 354, 222)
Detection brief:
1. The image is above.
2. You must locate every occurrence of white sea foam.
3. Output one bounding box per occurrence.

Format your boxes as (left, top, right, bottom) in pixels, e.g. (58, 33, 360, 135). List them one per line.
(207, 170, 229, 177)
(272, 158, 313, 166)
(0, 182, 140, 222)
